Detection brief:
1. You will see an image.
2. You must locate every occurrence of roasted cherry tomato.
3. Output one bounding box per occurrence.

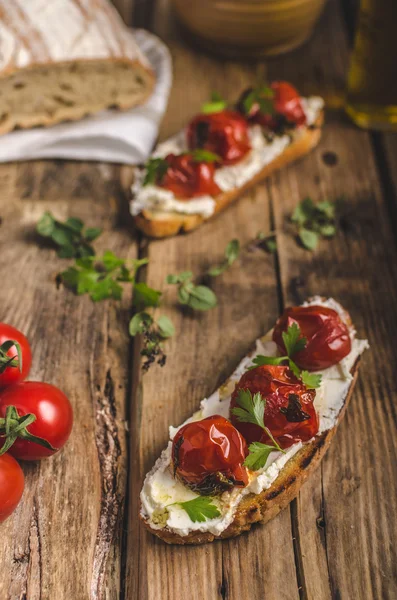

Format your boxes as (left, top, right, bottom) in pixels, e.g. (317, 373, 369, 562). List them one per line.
(172, 415, 248, 495)
(238, 81, 306, 130)
(0, 323, 32, 390)
(158, 153, 221, 198)
(187, 110, 251, 165)
(273, 305, 352, 371)
(0, 453, 24, 522)
(0, 382, 73, 460)
(230, 365, 318, 449)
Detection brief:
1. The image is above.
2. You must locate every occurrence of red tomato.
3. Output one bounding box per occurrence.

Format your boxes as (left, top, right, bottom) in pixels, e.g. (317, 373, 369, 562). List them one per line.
(0, 323, 32, 389)
(273, 305, 352, 371)
(172, 415, 248, 495)
(239, 81, 306, 130)
(0, 382, 73, 460)
(187, 110, 251, 165)
(158, 153, 221, 198)
(0, 453, 24, 522)
(230, 365, 318, 449)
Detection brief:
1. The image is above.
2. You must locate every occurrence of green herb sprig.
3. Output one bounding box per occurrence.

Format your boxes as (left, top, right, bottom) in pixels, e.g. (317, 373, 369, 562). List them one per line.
(37, 211, 102, 258)
(208, 239, 240, 277)
(201, 92, 228, 115)
(231, 389, 285, 471)
(171, 496, 221, 522)
(251, 323, 322, 389)
(241, 85, 275, 116)
(166, 272, 217, 311)
(291, 197, 338, 251)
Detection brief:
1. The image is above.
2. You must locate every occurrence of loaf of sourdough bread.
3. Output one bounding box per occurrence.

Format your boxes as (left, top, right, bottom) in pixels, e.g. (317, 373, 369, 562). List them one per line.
(0, 0, 155, 134)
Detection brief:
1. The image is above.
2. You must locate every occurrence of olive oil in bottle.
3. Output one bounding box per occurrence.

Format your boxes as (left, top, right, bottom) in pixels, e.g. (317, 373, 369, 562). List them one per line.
(345, 0, 397, 131)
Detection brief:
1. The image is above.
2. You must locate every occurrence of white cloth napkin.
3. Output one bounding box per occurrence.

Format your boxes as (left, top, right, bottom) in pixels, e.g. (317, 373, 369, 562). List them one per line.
(0, 29, 172, 164)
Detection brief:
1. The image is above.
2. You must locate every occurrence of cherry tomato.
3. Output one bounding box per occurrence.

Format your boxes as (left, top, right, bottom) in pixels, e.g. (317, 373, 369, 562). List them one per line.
(0, 382, 73, 460)
(0, 323, 32, 390)
(230, 365, 318, 449)
(158, 153, 221, 198)
(187, 110, 251, 165)
(273, 305, 352, 371)
(0, 453, 24, 522)
(172, 415, 248, 495)
(238, 81, 306, 130)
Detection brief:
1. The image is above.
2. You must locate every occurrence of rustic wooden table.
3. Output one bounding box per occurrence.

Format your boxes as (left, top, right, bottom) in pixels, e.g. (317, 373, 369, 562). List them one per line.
(1, 0, 397, 598)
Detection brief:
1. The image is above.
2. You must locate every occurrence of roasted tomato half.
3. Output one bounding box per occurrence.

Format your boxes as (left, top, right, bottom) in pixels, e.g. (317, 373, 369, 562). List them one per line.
(172, 415, 249, 495)
(238, 81, 307, 130)
(273, 305, 352, 371)
(187, 110, 251, 165)
(158, 153, 221, 198)
(230, 365, 318, 449)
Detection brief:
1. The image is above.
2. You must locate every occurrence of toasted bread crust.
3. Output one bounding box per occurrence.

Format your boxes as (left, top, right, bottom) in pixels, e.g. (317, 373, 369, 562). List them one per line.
(141, 357, 359, 545)
(134, 113, 323, 238)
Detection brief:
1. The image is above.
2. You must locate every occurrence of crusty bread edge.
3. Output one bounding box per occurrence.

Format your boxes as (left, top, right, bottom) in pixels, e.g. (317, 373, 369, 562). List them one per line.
(141, 354, 360, 545)
(0, 59, 155, 135)
(134, 112, 324, 238)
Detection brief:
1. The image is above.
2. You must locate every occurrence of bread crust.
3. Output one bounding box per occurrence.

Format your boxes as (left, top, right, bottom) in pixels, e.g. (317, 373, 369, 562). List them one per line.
(134, 113, 323, 238)
(141, 355, 360, 545)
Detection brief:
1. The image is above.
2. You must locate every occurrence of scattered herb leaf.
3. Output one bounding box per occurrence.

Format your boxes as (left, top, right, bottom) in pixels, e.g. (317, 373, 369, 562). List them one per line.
(190, 149, 222, 163)
(208, 239, 240, 277)
(243, 441, 278, 471)
(291, 197, 338, 251)
(231, 389, 265, 429)
(167, 272, 217, 311)
(300, 370, 322, 389)
(37, 211, 102, 258)
(282, 323, 307, 357)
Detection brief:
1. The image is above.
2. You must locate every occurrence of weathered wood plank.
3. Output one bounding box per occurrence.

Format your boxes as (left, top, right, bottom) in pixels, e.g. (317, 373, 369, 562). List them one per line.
(0, 161, 136, 600)
(124, 3, 304, 599)
(267, 1, 397, 598)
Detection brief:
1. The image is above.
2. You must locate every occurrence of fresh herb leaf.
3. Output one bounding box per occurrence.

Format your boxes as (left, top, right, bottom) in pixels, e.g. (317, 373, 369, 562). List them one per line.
(231, 389, 265, 429)
(242, 85, 274, 115)
(167, 272, 217, 311)
(190, 149, 222, 163)
(300, 370, 322, 389)
(280, 394, 311, 422)
(288, 359, 302, 379)
(291, 197, 338, 252)
(175, 496, 221, 522)
(59, 253, 146, 302)
(208, 239, 240, 277)
(133, 282, 162, 310)
(201, 92, 228, 115)
(37, 211, 102, 258)
(282, 323, 307, 357)
(264, 238, 277, 254)
(157, 315, 175, 338)
(299, 228, 319, 251)
(243, 441, 278, 470)
(143, 157, 169, 186)
(129, 312, 153, 336)
(251, 355, 287, 369)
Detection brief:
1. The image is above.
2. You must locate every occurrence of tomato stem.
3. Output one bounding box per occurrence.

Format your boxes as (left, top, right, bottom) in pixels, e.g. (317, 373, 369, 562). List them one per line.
(0, 405, 57, 456)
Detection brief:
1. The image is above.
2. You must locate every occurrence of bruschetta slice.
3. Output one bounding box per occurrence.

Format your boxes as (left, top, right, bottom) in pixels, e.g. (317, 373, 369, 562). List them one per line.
(131, 82, 324, 238)
(140, 297, 368, 544)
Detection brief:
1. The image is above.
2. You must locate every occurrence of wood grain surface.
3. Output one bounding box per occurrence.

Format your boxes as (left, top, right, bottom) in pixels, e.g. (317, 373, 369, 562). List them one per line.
(0, 0, 396, 599)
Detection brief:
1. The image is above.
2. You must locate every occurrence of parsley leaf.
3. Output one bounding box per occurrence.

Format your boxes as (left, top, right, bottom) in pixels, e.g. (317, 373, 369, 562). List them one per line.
(231, 389, 265, 429)
(175, 496, 221, 522)
(201, 92, 228, 115)
(242, 85, 275, 116)
(282, 323, 307, 357)
(300, 370, 322, 389)
(243, 442, 277, 471)
(143, 157, 169, 186)
(167, 271, 217, 311)
(37, 211, 102, 258)
(208, 239, 240, 277)
(251, 355, 287, 369)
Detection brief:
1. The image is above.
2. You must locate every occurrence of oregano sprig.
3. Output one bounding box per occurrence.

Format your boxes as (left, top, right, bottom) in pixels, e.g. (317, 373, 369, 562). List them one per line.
(166, 272, 217, 311)
(37, 211, 102, 258)
(208, 239, 240, 277)
(291, 197, 339, 251)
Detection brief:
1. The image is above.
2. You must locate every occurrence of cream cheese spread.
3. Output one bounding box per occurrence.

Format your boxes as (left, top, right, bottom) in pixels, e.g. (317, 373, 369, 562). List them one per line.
(130, 96, 324, 219)
(140, 297, 368, 537)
